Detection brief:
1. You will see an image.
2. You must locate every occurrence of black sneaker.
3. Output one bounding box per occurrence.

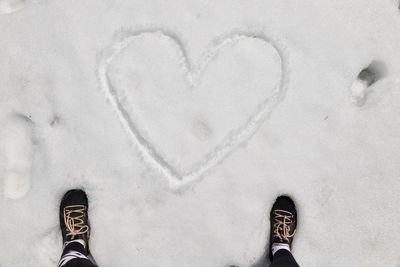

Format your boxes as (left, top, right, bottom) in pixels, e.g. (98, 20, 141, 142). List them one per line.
(269, 195, 297, 261)
(59, 189, 90, 252)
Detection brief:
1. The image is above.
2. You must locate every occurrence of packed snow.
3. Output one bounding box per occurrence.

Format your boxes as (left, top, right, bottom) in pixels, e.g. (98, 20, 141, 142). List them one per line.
(1, 0, 400, 266)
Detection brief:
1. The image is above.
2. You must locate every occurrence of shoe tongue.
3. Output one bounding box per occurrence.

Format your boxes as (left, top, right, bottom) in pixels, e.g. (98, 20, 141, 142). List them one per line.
(65, 205, 87, 215)
(69, 210, 82, 218)
(66, 204, 86, 209)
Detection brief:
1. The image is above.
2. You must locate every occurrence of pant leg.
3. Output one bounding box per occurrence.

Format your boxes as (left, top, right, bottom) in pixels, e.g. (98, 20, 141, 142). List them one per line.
(269, 249, 299, 267)
(60, 258, 96, 267)
(58, 242, 97, 267)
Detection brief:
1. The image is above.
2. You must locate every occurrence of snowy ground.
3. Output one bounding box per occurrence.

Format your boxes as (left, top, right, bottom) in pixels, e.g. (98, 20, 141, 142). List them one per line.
(1, 0, 400, 266)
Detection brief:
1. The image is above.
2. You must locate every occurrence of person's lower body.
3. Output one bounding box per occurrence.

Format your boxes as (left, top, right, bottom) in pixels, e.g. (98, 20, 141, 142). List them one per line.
(58, 189, 98, 267)
(269, 249, 299, 267)
(268, 196, 300, 267)
(58, 240, 97, 267)
(57, 190, 301, 267)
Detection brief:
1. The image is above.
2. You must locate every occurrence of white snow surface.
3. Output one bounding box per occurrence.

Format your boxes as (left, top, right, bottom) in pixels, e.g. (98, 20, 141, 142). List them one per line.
(1, 0, 400, 266)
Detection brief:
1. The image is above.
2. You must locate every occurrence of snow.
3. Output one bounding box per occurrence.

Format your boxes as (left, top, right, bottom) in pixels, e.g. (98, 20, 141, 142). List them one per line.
(1, 0, 400, 266)
(1, 114, 33, 199)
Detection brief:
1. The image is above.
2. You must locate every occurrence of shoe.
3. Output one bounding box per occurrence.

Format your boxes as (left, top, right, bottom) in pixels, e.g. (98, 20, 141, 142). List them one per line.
(59, 189, 90, 251)
(269, 195, 297, 261)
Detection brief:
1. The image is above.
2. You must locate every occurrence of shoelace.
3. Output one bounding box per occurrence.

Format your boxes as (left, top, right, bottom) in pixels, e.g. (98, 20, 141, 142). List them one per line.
(273, 209, 296, 242)
(64, 205, 89, 237)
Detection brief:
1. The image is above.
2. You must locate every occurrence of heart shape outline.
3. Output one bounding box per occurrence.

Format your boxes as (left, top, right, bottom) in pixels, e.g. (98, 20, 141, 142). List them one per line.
(97, 30, 289, 190)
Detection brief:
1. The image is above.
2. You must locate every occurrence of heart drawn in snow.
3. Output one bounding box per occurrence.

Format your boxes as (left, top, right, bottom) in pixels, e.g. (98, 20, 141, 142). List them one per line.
(98, 30, 289, 190)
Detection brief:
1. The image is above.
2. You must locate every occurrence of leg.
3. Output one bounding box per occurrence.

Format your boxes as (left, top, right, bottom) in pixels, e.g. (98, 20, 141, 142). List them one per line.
(58, 189, 98, 267)
(269, 249, 299, 267)
(59, 241, 96, 267)
(268, 196, 300, 267)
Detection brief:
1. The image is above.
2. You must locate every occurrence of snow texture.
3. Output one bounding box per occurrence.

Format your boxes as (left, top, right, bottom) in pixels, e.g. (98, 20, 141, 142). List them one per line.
(1, 0, 400, 267)
(1, 114, 33, 199)
(99, 31, 287, 189)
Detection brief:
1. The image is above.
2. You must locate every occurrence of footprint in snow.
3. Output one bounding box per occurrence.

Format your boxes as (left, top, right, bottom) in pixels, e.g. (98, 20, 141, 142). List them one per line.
(0, 114, 34, 199)
(0, 0, 46, 14)
(350, 60, 387, 107)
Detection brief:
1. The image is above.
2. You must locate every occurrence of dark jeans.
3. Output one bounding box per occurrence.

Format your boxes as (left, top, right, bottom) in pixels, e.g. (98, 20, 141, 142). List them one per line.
(59, 247, 299, 267)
